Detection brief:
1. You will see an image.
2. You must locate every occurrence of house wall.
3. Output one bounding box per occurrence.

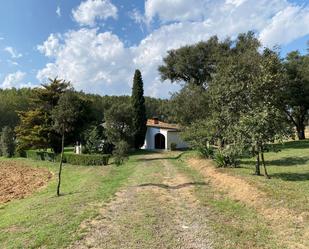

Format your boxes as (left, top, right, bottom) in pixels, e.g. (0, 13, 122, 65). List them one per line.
(142, 127, 188, 150)
(166, 131, 188, 149)
(142, 127, 168, 150)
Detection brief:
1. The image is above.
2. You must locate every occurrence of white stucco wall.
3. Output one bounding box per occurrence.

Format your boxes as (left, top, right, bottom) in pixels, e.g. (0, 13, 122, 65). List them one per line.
(142, 127, 188, 150)
(166, 131, 188, 149)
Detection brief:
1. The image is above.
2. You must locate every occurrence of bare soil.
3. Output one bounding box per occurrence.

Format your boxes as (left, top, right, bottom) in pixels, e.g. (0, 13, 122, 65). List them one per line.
(188, 158, 309, 249)
(70, 153, 212, 249)
(0, 160, 52, 204)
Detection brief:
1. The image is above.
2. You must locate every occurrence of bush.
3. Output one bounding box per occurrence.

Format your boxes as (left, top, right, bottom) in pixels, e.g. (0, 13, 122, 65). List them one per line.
(113, 141, 130, 166)
(213, 150, 226, 167)
(25, 150, 110, 166)
(198, 146, 214, 159)
(170, 143, 177, 151)
(213, 147, 239, 168)
(63, 153, 110, 166)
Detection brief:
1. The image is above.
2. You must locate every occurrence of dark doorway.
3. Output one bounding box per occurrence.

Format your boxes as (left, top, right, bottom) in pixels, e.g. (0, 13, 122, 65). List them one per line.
(155, 133, 165, 149)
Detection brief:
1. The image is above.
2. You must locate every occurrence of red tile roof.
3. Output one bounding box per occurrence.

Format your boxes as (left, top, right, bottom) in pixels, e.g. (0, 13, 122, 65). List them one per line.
(146, 119, 180, 130)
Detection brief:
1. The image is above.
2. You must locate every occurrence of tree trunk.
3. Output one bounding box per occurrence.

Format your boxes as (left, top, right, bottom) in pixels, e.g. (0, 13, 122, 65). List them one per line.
(261, 147, 270, 179)
(296, 124, 306, 140)
(56, 133, 65, 196)
(255, 152, 261, 176)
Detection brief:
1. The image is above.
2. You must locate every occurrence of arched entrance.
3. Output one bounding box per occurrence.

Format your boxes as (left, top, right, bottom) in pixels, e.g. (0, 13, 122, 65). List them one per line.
(154, 133, 165, 149)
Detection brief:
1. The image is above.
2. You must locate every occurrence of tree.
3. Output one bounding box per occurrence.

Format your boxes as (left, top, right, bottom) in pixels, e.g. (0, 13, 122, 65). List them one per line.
(15, 109, 50, 152)
(104, 103, 133, 146)
(158, 36, 231, 88)
(15, 78, 71, 153)
(169, 84, 209, 125)
(83, 125, 113, 154)
(113, 140, 130, 166)
(131, 69, 147, 149)
(0, 126, 15, 157)
(0, 88, 32, 131)
(180, 33, 292, 176)
(282, 51, 309, 140)
(52, 91, 80, 196)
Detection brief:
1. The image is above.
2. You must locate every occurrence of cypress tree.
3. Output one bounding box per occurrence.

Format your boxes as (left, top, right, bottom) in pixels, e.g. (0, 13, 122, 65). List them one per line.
(131, 69, 147, 149)
(0, 126, 15, 158)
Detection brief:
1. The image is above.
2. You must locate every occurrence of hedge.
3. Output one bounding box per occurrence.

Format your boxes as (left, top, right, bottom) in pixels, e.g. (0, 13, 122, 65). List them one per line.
(25, 150, 110, 166)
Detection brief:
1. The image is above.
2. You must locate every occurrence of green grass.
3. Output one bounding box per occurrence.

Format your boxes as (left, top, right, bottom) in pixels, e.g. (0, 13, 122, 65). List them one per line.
(169, 154, 279, 249)
(226, 140, 309, 212)
(0, 158, 136, 249)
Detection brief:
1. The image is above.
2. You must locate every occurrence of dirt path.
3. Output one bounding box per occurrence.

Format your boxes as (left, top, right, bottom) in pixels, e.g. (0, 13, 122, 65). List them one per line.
(69, 153, 212, 249)
(188, 158, 309, 249)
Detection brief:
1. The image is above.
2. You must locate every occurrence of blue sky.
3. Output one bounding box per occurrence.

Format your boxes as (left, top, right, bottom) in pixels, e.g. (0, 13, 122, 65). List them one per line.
(0, 0, 308, 97)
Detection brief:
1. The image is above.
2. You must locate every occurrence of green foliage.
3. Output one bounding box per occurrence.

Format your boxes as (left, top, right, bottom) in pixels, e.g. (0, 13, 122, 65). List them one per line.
(198, 146, 214, 159)
(282, 50, 309, 139)
(0, 88, 32, 131)
(113, 140, 130, 166)
(104, 103, 134, 145)
(25, 150, 110, 166)
(0, 126, 15, 157)
(15, 78, 71, 152)
(83, 125, 111, 154)
(213, 147, 240, 168)
(52, 91, 80, 136)
(159, 36, 231, 87)
(131, 69, 147, 149)
(169, 84, 209, 125)
(62, 153, 110, 166)
(175, 32, 293, 175)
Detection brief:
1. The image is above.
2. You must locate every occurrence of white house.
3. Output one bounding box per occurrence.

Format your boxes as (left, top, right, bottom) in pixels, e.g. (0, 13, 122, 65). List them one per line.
(141, 118, 188, 150)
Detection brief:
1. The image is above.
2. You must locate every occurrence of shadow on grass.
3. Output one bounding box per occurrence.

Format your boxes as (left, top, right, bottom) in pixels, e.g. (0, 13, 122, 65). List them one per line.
(277, 140, 309, 150)
(136, 152, 186, 162)
(241, 156, 309, 167)
(271, 172, 309, 181)
(137, 181, 207, 189)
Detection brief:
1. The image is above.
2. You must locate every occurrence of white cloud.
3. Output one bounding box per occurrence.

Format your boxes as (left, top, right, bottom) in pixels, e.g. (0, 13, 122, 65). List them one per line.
(72, 0, 117, 26)
(145, 0, 206, 23)
(4, 46, 22, 59)
(37, 29, 132, 95)
(2, 71, 26, 88)
(259, 5, 309, 47)
(37, 33, 62, 57)
(37, 0, 309, 98)
(56, 6, 61, 17)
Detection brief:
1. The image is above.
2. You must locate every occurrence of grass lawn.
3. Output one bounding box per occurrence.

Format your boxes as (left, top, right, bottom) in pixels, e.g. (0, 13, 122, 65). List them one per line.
(0, 158, 135, 249)
(171, 155, 280, 249)
(1, 140, 308, 249)
(229, 139, 309, 212)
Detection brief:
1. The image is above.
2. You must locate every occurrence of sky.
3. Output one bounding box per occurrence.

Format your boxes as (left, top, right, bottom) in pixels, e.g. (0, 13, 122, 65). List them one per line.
(0, 0, 308, 98)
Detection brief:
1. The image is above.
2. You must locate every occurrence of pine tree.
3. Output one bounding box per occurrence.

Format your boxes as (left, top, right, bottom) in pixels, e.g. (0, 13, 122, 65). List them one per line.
(131, 69, 147, 149)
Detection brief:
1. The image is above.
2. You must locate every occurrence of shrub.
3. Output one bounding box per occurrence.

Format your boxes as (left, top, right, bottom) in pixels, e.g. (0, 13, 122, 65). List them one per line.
(213, 147, 239, 168)
(113, 141, 130, 166)
(213, 150, 226, 167)
(170, 143, 177, 151)
(25, 150, 58, 161)
(25, 150, 110, 166)
(198, 146, 214, 159)
(63, 153, 110, 166)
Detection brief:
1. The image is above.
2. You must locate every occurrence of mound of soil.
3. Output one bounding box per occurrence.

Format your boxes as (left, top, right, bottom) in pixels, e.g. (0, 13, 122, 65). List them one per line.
(0, 161, 52, 204)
